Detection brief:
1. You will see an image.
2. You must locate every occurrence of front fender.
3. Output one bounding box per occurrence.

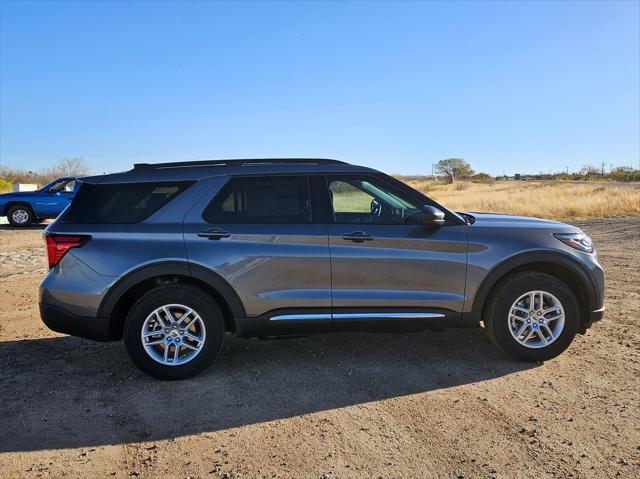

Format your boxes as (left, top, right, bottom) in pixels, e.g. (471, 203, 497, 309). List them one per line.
(467, 250, 601, 317)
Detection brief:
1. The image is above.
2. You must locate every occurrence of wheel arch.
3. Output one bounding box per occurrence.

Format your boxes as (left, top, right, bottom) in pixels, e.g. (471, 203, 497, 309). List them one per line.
(5, 201, 34, 215)
(470, 251, 598, 325)
(98, 261, 245, 340)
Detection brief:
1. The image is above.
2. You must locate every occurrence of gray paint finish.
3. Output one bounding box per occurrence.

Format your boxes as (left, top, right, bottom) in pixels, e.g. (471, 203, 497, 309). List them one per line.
(326, 223, 468, 311)
(38, 160, 605, 342)
(183, 181, 332, 317)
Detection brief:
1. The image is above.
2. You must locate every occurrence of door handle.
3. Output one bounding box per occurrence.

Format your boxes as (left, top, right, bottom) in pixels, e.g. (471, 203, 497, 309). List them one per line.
(197, 228, 231, 240)
(342, 231, 374, 242)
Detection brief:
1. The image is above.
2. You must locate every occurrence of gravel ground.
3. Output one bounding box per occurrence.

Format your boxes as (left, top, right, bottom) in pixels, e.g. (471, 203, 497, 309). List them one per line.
(0, 218, 638, 478)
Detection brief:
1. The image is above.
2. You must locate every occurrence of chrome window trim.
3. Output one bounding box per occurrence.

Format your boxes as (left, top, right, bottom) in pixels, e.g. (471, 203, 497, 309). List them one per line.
(332, 312, 445, 320)
(270, 312, 445, 321)
(270, 314, 332, 321)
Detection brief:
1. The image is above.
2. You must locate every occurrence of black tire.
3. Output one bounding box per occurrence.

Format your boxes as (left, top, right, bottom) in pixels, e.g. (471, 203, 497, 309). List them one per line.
(124, 284, 225, 380)
(484, 272, 579, 362)
(7, 204, 34, 227)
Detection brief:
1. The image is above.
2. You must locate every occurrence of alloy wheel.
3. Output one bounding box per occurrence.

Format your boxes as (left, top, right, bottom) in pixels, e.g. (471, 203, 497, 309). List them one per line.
(140, 304, 206, 366)
(508, 290, 565, 349)
(11, 209, 29, 224)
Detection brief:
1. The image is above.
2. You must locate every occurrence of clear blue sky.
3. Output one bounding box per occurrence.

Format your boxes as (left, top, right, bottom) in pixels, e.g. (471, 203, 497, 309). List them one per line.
(1, 0, 638, 176)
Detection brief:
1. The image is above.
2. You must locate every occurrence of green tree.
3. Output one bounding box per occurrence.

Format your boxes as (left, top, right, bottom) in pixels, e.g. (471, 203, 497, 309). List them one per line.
(434, 158, 474, 183)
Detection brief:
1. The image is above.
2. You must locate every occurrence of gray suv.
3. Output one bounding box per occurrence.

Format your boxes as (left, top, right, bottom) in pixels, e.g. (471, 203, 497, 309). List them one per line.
(39, 159, 605, 379)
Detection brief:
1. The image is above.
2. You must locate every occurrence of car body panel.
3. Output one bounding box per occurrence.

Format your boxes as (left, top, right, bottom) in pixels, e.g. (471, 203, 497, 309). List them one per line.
(462, 213, 604, 314)
(326, 223, 468, 312)
(182, 178, 332, 318)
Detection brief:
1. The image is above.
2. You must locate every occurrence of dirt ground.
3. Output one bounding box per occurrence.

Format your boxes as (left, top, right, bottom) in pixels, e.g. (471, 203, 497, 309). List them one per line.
(0, 218, 638, 479)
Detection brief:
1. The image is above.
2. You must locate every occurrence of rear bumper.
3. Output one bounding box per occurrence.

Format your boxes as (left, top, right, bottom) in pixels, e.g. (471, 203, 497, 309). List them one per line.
(39, 303, 111, 341)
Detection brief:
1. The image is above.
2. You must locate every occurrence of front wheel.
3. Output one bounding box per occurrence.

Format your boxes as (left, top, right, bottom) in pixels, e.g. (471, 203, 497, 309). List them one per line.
(484, 272, 579, 362)
(124, 284, 225, 379)
(7, 205, 34, 226)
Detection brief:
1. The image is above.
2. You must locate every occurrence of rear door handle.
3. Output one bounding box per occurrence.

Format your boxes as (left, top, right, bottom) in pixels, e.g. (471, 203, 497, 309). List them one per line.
(197, 227, 231, 240)
(342, 231, 374, 242)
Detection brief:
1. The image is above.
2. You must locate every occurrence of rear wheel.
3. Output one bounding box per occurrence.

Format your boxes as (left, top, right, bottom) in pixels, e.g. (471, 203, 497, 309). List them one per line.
(7, 205, 34, 227)
(124, 284, 225, 379)
(484, 272, 579, 362)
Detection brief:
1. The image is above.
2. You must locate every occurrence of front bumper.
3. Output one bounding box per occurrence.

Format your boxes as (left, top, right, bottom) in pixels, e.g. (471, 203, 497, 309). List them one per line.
(39, 303, 111, 341)
(577, 306, 605, 334)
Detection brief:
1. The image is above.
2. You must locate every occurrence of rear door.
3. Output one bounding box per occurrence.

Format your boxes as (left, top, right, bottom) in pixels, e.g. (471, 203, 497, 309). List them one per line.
(323, 174, 468, 328)
(183, 175, 332, 333)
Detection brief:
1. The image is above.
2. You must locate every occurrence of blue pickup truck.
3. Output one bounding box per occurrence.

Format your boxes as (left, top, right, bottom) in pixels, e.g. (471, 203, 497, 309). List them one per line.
(0, 177, 78, 226)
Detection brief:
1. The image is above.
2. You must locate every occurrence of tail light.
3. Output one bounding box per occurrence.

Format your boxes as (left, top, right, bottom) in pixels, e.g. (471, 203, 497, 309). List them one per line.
(44, 234, 91, 269)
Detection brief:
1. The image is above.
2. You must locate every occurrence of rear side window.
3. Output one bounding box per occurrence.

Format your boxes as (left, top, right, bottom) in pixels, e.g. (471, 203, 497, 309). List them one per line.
(202, 176, 311, 224)
(61, 181, 194, 224)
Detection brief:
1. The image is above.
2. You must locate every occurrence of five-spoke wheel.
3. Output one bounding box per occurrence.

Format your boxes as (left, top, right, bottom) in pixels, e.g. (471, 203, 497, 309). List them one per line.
(484, 272, 579, 362)
(124, 284, 224, 380)
(7, 205, 34, 227)
(141, 304, 207, 366)
(508, 290, 565, 349)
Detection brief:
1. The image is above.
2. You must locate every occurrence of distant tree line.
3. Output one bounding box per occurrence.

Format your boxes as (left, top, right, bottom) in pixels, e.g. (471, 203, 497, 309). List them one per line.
(0, 158, 91, 189)
(431, 158, 639, 183)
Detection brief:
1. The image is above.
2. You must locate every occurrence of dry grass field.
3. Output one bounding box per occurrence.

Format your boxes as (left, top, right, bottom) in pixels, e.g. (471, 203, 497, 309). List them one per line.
(405, 180, 640, 220)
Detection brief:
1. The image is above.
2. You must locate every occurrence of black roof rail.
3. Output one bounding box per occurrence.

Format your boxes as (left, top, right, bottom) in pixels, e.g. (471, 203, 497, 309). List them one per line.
(132, 158, 346, 170)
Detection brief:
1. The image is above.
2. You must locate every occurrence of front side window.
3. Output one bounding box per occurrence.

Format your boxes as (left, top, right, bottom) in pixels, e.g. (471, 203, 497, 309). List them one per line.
(49, 179, 75, 193)
(328, 176, 421, 224)
(203, 176, 312, 224)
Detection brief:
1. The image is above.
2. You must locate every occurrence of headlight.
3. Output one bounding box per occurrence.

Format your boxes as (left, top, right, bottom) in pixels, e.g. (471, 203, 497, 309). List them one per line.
(554, 232, 594, 253)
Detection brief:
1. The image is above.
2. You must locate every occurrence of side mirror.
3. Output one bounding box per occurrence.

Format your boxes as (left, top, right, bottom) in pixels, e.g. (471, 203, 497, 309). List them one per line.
(421, 205, 445, 226)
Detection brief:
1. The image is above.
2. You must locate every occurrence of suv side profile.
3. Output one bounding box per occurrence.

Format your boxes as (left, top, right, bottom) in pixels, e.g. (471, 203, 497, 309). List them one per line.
(39, 159, 605, 379)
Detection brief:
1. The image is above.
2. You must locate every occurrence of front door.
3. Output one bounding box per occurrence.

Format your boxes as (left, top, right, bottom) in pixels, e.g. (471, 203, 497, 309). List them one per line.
(323, 174, 468, 329)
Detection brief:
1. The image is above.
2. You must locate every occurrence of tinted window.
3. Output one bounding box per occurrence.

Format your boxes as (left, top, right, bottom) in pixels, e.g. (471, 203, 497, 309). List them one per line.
(203, 176, 311, 224)
(237, 176, 311, 223)
(202, 180, 235, 224)
(328, 176, 421, 224)
(61, 181, 194, 224)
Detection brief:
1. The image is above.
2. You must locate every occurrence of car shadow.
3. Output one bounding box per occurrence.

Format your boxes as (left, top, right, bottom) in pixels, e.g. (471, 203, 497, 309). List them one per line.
(0, 330, 536, 452)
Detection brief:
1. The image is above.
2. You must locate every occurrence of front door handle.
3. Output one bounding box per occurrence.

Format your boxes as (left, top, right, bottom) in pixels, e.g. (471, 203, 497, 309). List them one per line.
(342, 231, 374, 242)
(197, 227, 231, 240)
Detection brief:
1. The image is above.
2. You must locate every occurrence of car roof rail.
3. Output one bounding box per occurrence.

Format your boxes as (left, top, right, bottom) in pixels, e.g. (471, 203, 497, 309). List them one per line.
(132, 158, 347, 170)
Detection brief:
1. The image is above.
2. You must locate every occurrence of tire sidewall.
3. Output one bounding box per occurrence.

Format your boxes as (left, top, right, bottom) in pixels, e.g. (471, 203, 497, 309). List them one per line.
(489, 274, 579, 361)
(8, 205, 34, 227)
(124, 285, 224, 380)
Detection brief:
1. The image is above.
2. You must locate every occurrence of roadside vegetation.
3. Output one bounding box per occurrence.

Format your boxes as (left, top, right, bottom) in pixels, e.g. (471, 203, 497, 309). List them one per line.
(0, 158, 90, 191)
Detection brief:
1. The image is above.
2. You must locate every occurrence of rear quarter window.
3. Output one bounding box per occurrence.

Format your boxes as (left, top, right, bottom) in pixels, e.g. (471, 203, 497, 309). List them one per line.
(61, 181, 194, 224)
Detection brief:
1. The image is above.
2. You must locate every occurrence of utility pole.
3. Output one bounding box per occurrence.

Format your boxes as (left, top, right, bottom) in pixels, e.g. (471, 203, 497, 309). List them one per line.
(600, 161, 606, 175)
(566, 166, 569, 174)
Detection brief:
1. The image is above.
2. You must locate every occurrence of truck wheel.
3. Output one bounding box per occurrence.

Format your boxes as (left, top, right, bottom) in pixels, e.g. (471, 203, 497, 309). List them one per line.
(123, 284, 225, 380)
(484, 272, 579, 362)
(7, 205, 34, 227)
